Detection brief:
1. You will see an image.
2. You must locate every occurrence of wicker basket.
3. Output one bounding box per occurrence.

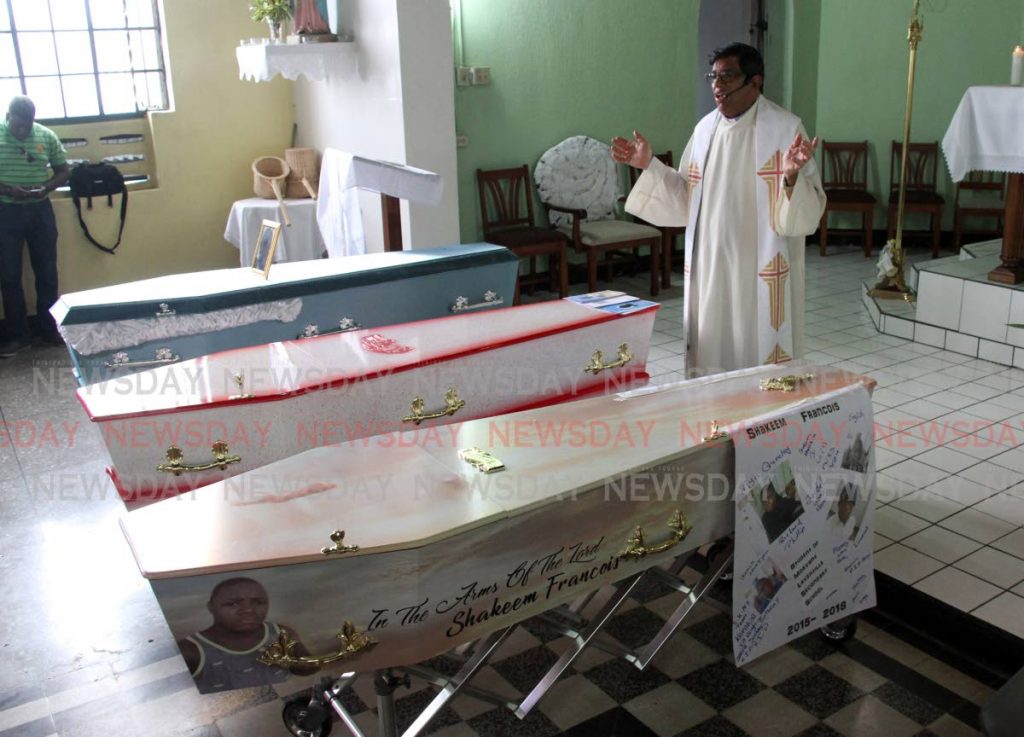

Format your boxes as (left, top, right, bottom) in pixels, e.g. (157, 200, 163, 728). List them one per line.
(252, 156, 291, 199)
(285, 147, 319, 199)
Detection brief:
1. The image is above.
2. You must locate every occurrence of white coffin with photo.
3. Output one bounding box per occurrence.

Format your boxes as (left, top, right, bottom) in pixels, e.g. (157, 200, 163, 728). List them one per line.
(120, 365, 873, 694)
(80, 298, 658, 502)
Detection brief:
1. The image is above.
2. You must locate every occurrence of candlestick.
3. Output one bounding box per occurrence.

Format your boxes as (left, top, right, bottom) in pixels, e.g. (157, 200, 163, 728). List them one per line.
(1013, 45, 1023, 86)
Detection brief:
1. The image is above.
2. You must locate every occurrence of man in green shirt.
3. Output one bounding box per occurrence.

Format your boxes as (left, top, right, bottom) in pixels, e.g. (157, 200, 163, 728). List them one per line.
(0, 96, 69, 357)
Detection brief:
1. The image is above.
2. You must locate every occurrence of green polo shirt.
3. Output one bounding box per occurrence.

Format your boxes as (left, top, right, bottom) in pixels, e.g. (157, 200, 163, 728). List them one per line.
(0, 120, 67, 204)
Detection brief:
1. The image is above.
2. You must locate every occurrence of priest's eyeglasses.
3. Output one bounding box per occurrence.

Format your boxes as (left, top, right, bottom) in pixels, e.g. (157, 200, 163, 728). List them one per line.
(16, 145, 36, 163)
(705, 70, 745, 84)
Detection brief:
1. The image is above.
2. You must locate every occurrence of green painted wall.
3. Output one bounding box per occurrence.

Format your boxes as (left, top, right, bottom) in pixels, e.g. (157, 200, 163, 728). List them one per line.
(455, 0, 1024, 241)
(815, 0, 1024, 229)
(454, 0, 701, 243)
(786, 0, 820, 136)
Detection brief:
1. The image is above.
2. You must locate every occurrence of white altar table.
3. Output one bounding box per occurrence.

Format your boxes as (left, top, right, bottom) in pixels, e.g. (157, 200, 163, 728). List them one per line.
(224, 197, 326, 266)
(942, 86, 1024, 283)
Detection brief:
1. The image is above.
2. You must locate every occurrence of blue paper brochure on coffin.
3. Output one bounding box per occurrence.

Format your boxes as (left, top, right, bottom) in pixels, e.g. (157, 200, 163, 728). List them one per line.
(51, 243, 518, 385)
(598, 299, 659, 315)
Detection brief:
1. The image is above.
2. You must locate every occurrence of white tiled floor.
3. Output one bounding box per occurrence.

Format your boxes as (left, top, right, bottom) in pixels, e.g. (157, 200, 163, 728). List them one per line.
(615, 243, 1024, 642)
(771, 245, 1024, 639)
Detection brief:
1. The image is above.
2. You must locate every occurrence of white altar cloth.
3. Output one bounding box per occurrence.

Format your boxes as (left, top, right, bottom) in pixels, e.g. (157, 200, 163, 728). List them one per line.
(224, 197, 326, 265)
(942, 86, 1024, 182)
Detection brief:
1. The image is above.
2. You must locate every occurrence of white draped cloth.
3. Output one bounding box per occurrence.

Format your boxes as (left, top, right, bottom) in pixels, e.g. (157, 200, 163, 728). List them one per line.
(942, 86, 1024, 182)
(317, 150, 444, 258)
(626, 97, 825, 373)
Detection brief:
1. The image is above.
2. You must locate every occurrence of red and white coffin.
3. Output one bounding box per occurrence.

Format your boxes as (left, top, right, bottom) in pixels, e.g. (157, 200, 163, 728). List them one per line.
(120, 364, 874, 694)
(79, 298, 658, 502)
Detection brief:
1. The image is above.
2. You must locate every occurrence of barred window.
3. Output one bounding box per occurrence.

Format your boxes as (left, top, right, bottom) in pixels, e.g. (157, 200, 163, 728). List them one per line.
(0, 0, 169, 123)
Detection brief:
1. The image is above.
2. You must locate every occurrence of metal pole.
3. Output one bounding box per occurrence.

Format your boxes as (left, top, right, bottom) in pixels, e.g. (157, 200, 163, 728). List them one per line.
(892, 0, 923, 291)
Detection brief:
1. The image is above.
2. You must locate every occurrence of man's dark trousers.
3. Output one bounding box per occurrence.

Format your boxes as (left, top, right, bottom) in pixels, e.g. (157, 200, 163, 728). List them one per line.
(0, 199, 59, 340)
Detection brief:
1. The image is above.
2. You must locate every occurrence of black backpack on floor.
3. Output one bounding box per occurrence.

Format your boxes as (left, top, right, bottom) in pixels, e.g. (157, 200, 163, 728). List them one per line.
(69, 163, 127, 255)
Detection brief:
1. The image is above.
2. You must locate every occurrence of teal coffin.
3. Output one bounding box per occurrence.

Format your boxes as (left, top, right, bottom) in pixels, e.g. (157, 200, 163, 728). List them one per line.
(51, 243, 518, 385)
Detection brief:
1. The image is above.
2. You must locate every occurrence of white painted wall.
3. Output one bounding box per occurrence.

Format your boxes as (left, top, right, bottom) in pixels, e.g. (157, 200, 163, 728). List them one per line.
(292, 0, 460, 252)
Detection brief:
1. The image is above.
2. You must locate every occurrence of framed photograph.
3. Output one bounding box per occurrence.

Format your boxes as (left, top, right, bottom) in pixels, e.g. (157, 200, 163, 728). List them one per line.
(252, 219, 282, 278)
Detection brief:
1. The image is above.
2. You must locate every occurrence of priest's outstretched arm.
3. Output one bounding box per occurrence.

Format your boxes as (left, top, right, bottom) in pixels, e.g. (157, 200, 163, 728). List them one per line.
(613, 130, 692, 228)
(775, 130, 826, 237)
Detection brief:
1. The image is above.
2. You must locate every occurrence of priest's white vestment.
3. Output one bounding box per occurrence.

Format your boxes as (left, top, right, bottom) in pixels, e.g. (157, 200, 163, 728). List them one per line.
(625, 97, 826, 373)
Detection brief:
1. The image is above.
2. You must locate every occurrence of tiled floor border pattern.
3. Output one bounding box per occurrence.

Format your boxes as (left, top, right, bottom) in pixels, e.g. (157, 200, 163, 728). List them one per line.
(0, 588, 1000, 737)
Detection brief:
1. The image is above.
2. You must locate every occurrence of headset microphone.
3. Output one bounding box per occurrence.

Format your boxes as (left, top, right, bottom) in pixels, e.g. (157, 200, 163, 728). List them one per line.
(720, 78, 751, 100)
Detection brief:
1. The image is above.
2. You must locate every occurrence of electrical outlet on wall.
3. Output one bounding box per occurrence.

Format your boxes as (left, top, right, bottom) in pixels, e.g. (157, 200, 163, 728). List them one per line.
(470, 66, 491, 85)
(455, 66, 472, 86)
(455, 134, 469, 148)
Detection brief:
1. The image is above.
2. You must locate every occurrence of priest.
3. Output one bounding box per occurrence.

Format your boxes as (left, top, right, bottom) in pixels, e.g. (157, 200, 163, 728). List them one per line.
(613, 43, 825, 374)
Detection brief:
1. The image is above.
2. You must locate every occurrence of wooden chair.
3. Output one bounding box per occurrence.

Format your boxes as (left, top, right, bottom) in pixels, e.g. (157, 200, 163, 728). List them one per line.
(954, 171, 1005, 252)
(477, 165, 569, 302)
(886, 141, 945, 258)
(818, 141, 876, 257)
(628, 151, 685, 288)
(534, 137, 661, 297)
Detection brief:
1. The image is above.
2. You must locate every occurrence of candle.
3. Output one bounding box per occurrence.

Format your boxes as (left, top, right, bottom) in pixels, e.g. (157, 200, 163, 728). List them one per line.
(1013, 45, 1024, 86)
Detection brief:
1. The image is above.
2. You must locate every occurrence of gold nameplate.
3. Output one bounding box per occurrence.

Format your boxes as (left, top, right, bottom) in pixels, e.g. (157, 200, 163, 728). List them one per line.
(759, 373, 814, 392)
(458, 446, 505, 474)
(156, 441, 241, 475)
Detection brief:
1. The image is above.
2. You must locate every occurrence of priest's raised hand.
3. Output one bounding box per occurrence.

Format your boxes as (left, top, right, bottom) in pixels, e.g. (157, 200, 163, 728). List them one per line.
(782, 133, 819, 188)
(611, 130, 652, 170)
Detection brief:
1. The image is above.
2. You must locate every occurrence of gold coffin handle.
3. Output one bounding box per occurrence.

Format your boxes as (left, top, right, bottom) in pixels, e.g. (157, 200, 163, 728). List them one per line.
(297, 317, 360, 339)
(258, 620, 377, 669)
(321, 529, 360, 556)
(402, 388, 466, 425)
(584, 343, 634, 374)
(618, 510, 693, 560)
(450, 291, 503, 313)
(104, 348, 180, 369)
(702, 420, 728, 443)
(156, 441, 241, 475)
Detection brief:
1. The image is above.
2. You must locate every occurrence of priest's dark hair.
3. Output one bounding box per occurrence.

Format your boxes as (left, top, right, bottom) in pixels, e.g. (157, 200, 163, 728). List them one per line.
(710, 42, 765, 82)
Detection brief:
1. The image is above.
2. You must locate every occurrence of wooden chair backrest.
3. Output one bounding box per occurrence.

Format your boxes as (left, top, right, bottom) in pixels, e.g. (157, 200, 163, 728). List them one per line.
(477, 165, 536, 234)
(889, 141, 940, 193)
(821, 141, 869, 190)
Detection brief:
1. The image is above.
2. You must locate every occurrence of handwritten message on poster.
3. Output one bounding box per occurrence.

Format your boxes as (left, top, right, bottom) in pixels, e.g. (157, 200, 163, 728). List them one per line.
(731, 384, 876, 665)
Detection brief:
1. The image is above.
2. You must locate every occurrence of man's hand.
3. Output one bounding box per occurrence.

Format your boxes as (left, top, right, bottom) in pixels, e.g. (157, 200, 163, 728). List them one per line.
(11, 185, 46, 201)
(611, 130, 653, 170)
(782, 133, 818, 186)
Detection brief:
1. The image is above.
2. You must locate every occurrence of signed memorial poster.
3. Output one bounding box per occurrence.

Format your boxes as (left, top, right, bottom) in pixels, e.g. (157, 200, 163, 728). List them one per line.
(731, 383, 876, 665)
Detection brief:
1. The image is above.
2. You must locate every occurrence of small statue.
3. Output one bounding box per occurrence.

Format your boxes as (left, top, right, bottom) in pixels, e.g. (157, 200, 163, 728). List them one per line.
(294, 0, 331, 34)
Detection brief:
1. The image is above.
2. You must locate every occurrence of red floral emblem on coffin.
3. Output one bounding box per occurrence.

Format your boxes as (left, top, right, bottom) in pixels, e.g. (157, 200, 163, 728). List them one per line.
(359, 333, 414, 354)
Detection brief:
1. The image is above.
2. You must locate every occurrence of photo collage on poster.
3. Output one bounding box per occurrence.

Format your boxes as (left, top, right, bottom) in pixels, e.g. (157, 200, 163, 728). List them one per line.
(731, 384, 877, 666)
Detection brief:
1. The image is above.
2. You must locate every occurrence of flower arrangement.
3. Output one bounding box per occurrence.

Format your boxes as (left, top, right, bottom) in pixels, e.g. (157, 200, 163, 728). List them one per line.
(875, 239, 899, 282)
(249, 0, 293, 24)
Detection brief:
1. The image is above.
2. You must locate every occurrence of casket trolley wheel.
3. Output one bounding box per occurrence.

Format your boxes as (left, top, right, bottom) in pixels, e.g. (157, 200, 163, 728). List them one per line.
(819, 615, 857, 644)
(282, 691, 332, 737)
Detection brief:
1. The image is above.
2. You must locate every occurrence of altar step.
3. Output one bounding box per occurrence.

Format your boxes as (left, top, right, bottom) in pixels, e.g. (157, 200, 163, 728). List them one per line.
(862, 239, 1024, 368)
